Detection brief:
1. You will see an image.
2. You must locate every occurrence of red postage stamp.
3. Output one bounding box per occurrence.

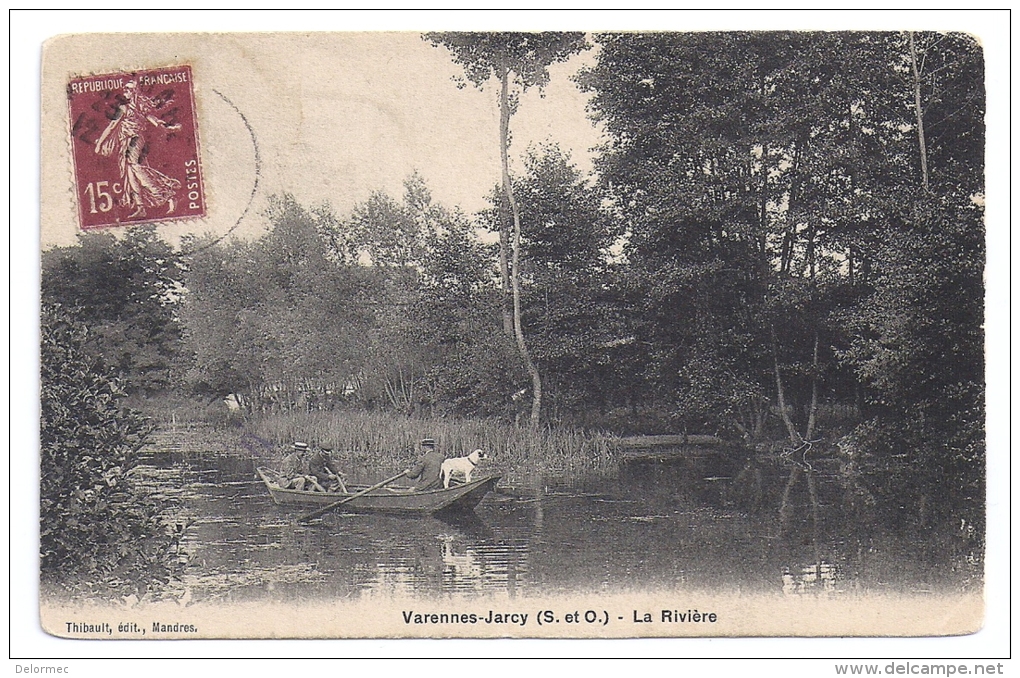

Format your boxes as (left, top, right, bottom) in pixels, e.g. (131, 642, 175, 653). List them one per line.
(67, 65, 206, 230)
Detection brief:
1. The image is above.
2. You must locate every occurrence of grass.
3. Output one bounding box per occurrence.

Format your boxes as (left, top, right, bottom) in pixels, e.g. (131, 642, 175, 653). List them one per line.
(249, 408, 618, 484)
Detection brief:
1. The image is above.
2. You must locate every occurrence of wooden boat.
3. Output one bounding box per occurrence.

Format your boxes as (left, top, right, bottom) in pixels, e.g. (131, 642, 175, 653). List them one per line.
(257, 467, 500, 515)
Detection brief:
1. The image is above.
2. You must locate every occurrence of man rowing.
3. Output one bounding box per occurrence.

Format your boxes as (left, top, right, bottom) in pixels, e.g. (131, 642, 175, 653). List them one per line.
(281, 441, 346, 492)
(404, 438, 446, 491)
(308, 444, 347, 493)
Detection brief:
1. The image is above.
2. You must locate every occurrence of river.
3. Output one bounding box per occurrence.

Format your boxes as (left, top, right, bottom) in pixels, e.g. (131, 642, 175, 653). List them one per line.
(138, 429, 980, 604)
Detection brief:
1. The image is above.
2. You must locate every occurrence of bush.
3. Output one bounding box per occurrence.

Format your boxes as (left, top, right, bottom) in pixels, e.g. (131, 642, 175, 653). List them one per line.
(40, 305, 182, 598)
(837, 398, 984, 544)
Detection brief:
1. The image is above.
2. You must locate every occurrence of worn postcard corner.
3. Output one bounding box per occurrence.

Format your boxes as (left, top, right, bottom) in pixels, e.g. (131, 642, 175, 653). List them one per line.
(38, 29, 986, 640)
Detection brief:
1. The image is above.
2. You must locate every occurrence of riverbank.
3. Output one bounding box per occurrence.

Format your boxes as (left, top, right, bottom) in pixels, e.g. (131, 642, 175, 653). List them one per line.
(139, 407, 619, 485)
(255, 409, 615, 478)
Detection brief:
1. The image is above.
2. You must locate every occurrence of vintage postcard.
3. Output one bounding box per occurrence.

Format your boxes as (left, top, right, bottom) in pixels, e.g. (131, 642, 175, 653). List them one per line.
(37, 29, 988, 640)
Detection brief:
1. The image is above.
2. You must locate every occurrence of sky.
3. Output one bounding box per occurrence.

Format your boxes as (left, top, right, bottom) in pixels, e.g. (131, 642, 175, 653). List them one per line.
(40, 31, 604, 248)
(36, 11, 1009, 253)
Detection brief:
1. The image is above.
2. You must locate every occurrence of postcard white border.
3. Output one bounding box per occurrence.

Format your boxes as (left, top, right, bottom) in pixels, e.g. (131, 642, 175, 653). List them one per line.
(11, 8, 1011, 666)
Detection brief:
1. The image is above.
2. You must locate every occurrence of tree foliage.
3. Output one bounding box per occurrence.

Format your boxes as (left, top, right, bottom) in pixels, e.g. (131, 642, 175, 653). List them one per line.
(41, 226, 184, 394)
(40, 303, 182, 596)
(424, 31, 589, 94)
(181, 196, 377, 405)
(580, 31, 984, 531)
(509, 144, 616, 422)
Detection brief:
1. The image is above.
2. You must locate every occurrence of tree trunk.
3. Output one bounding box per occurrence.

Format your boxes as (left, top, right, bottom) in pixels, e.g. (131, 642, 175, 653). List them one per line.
(772, 325, 817, 535)
(848, 245, 855, 287)
(778, 464, 801, 530)
(496, 191, 513, 337)
(780, 141, 802, 275)
(500, 67, 542, 428)
(770, 325, 801, 444)
(806, 467, 821, 562)
(805, 332, 820, 440)
(908, 32, 930, 191)
(777, 331, 823, 538)
(804, 222, 817, 279)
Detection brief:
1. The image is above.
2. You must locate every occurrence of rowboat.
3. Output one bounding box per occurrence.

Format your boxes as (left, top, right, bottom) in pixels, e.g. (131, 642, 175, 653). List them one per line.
(256, 467, 500, 515)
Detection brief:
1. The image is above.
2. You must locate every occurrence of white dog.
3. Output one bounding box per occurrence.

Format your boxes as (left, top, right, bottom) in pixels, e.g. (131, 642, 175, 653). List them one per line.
(441, 449, 487, 488)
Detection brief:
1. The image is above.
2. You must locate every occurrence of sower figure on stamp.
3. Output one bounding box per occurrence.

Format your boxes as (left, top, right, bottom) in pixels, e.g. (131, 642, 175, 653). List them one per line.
(94, 80, 181, 219)
(404, 438, 446, 491)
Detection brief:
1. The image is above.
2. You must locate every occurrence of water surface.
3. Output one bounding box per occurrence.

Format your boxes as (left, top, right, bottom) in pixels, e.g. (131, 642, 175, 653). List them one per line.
(140, 435, 978, 603)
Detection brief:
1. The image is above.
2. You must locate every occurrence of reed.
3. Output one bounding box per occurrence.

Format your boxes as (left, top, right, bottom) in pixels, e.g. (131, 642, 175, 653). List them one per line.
(250, 409, 617, 483)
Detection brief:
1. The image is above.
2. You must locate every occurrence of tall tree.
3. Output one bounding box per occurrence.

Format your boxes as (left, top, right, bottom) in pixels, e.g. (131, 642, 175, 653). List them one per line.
(181, 195, 377, 408)
(41, 226, 184, 394)
(579, 32, 830, 436)
(837, 32, 985, 531)
(424, 31, 588, 427)
(415, 215, 518, 418)
(580, 31, 984, 534)
(341, 174, 501, 414)
(511, 143, 614, 424)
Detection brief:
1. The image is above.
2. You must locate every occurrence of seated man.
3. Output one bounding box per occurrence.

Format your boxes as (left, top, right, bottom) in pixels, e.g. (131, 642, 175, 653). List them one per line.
(308, 445, 347, 493)
(281, 441, 325, 492)
(281, 441, 307, 489)
(404, 438, 446, 491)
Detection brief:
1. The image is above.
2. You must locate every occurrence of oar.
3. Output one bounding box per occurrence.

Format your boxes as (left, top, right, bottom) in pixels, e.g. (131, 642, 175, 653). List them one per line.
(297, 470, 408, 523)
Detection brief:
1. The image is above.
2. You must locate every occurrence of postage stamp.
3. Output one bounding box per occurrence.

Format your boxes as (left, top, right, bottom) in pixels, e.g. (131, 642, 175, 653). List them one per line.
(66, 65, 205, 230)
(34, 28, 994, 643)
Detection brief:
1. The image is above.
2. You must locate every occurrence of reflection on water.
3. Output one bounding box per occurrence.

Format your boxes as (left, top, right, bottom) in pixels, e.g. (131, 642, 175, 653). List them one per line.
(138, 439, 977, 604)
(782, 562, 837, 596)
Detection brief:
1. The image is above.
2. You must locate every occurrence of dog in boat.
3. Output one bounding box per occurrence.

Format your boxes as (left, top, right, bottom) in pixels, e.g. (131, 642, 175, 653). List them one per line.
(441, 449, 487, 488)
